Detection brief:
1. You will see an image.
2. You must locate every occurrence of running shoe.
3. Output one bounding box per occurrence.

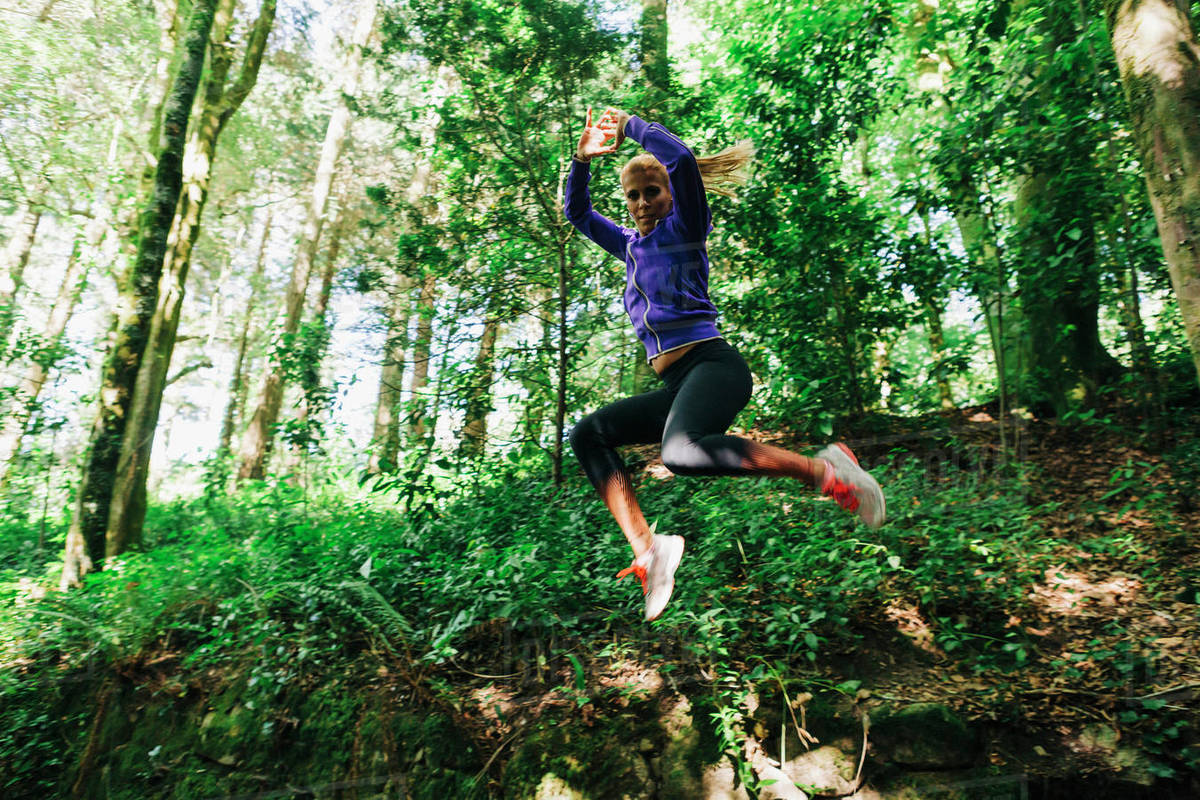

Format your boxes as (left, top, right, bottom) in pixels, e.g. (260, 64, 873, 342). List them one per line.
(616, 533, 685, 621)
(816, 442, 886, 529)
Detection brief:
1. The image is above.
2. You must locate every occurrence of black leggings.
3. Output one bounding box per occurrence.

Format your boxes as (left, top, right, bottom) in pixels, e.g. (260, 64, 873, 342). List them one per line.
(569, 338, 762, 487)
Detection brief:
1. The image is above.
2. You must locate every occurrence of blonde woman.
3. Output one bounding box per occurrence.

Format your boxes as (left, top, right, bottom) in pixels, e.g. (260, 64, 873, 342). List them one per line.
(565, 107, 885, 621)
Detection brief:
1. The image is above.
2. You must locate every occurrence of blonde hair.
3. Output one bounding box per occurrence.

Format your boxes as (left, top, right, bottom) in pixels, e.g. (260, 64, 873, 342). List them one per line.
(620, 140, 756, 199)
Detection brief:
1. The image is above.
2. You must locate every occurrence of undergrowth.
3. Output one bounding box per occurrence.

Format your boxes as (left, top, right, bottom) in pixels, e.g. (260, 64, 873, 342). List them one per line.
(0, 442, 1181, 794)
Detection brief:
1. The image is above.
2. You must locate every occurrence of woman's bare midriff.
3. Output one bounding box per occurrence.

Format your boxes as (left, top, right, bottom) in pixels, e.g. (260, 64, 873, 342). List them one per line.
(650, 342, 700, 376)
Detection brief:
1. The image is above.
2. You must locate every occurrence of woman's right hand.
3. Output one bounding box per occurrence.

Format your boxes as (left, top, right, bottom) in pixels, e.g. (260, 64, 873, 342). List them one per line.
(574, 107, 621, 161)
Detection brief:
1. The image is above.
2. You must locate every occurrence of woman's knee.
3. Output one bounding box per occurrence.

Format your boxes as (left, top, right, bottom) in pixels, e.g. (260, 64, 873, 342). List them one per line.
(568, 414, 601, 455)
(660, 432, 702, 475)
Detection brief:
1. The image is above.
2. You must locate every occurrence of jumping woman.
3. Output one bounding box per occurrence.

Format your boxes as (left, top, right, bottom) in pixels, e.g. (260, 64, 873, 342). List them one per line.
(565, 107, 885, 621)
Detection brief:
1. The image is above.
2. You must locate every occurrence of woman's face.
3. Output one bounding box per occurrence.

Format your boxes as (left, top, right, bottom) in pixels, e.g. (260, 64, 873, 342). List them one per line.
(622, 168, 672, 235)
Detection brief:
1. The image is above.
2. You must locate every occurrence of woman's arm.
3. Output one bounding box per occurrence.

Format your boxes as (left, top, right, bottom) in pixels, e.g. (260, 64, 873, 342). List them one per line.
(617, 112, 710, 240)
(563, 108, 629, 260)
(564, 159, 628, 261)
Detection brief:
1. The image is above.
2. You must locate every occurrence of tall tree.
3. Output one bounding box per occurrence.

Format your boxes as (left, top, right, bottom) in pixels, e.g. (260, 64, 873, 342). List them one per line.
(1007, 1, 1122, 413)
(216, 210, 272, 465)
(392, 0, 628, 483)
(407, 270, 438, 443)
(0, 197, 42, 308)
(61, 0, 219, 586)
(238, 0, 377, 481)
(367, 274, 412, 474)
(1105, 0, 1200, 387)
(0, 232, 89, 486)
(459, 308, 500, 460)
(106, 0, 277, 552)
(280, 207, 349, 479)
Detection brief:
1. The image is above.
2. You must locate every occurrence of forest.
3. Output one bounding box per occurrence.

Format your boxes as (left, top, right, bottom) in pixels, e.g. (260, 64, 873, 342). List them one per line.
(1, 0, 1199, 797)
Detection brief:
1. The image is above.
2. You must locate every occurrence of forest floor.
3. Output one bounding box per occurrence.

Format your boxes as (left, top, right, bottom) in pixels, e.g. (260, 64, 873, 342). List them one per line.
(432, 402, 1200, 795)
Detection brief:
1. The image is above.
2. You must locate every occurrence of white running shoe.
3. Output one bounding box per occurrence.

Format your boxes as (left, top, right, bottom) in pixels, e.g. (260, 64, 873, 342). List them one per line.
(616, 533, 685, 621)
(816, 442, 886, 529)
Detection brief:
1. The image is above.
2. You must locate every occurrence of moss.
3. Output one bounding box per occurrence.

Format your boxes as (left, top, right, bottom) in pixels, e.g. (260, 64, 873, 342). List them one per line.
(871, 702, 976, 770)
(502, 713, 659, 800)
(386, 709, 481, 800)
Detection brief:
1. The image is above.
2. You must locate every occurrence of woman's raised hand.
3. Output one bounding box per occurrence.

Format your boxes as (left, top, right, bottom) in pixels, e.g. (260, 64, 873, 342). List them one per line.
(574, 107, 628, 161)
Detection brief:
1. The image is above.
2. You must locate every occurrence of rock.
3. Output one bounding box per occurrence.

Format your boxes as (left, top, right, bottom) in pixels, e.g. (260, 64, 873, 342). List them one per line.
(659, 696, 708, 800)
(502, 719, 653, 800)
(699, 761, 752, 800)
(755, 761, 810, 799)
(1073, 723, 1157, 787)
(533, 773, 586, 800)
(870, 703, 976, 770)
(783, 745, 858, 795)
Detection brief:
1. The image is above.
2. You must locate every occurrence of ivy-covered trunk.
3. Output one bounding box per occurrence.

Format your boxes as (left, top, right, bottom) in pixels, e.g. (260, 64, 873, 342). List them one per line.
(61, 0, 218, 586)
(1014, 170, 1122, 415)
(1105, 0, 1200, 388)
(407, 271, 438, 443)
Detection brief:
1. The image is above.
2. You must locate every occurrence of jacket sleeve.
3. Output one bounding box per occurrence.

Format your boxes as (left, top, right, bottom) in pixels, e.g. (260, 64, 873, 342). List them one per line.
(623, 116, 710, 241)
(563, 158, 628, 261)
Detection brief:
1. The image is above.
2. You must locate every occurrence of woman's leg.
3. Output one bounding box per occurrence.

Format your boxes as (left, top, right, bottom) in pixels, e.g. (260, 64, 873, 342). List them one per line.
(569, 389, 674, 557)
(659, 348, 827, 485)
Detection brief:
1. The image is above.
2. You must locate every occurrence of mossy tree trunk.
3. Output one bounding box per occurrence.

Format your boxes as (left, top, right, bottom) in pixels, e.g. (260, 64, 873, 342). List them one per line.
(61, 0, 218, 586)
(1014, 169, 1123, 414)
(1105, 0, 1200, 388)
(281, 210, 347, 481)
(107, 0, 276, 555)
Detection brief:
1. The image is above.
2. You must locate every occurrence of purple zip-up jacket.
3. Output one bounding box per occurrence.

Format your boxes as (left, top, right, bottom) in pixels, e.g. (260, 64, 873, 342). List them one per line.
(564, 116, 721, 363)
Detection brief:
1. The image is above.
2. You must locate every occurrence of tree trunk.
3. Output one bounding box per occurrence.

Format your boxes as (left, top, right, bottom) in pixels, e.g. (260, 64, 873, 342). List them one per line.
(107, 0, 275, 554)
(1, 196, 44, 362)
(640, 0, 669, 113)
(910, 0, 1019, 419)
(1105, 0, 1200, 387)
(1014, 168, 1123, 415)
(407, 272, 438, 443)
(922, 298, 955, 410)
(517, 283, 553, 457)
(916, 203, 955, 409)
(118, 0, 183, 257)
(61, 0, 218, 587)
(218, 212, 272, 461)
(552, 246, 569, 485)
(0, 198, 43, 307)
(238, 0, 376, 481)
(368, 275, 412, 474)
(0, 233, 89, 486)
(281, 210, 346, 479)
(459, 314, 500, 461)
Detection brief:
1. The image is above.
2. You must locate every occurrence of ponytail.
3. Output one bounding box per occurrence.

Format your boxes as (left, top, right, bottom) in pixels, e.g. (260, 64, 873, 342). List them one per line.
(621, 140, 756, 200)
(696, 140, 755, 199)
